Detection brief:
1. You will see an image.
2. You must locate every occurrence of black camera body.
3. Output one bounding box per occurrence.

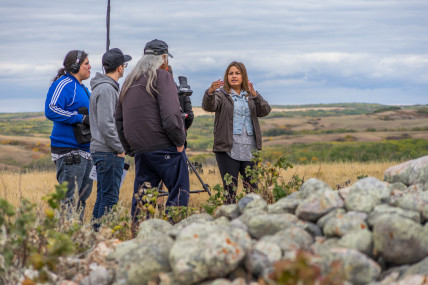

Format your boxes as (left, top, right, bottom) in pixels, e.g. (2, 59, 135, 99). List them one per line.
(177, 76, 193, 96)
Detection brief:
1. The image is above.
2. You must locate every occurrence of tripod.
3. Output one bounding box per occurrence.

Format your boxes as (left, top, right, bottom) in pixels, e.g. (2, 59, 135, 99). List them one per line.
(157, 156, 212, 197)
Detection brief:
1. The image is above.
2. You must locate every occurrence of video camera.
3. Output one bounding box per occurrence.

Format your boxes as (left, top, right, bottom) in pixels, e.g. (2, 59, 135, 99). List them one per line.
(177, 76, 193, 96)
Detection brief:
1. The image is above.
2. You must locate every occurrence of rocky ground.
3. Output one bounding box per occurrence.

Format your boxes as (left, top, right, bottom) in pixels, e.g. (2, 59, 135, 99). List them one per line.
(15, 155, 428, 284)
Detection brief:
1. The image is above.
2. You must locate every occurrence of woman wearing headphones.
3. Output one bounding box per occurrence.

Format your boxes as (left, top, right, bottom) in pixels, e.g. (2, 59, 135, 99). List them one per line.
(45, 50, 93, 221)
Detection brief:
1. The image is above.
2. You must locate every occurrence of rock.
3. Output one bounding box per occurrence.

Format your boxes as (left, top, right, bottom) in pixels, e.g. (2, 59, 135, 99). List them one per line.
(169, 223, 247, 284)
(377, 265, 409, 282)
(213, 204, 240, 220)
(262, 227, 314, 252)
(316, 208, 346, 229)
(108, 239, 139, 261)
(384, 155, 428, 186)
(80, 263, 112, 285)
(114, 235, 174, 285)
(392, 191, 428, 221)
(403, 256, 428, 277)
(227, 226, 253, 253)
(325, 248, 381, 285)
(236, 207, 267, 226)
(338, 186, 351, 200)
(237, 193, 268, 213)
(245, 240, 282, 276)
(311, 237, 340, 256)
(213, 216, 231, 227)
(299, 178, 332, 199)
(373, 215, 428, 264)
(157, 272, 180, 285)
(246, 213, 300, 239)
(137, 218, 173, 240)
(229, 218, 248, 232)
(345, 177, 391, 213)
(268, 192, 301, 214)
(337, 229, 374, 257)
(391, 275, 428, 285)
(169, 213, 214, 237)
(323, 211, 368, 237)
(367, 204, 420, 227)
(296, 189, 344, 222)
(389, 182, 408, 191)
(299, 221, 323, 237)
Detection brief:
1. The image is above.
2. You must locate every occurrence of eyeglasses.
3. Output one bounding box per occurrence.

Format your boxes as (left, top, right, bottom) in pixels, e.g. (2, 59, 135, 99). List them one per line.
(123, 63, 128, 68)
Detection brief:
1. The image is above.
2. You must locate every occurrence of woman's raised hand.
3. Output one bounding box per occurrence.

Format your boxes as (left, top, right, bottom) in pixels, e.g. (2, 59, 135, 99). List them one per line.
(248, 80, 257, 97)
(208, 79, 224, 94)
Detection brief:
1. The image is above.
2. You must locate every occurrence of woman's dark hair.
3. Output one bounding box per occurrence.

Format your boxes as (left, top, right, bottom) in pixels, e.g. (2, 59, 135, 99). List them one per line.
(223, 61, 250, 94)
(52, 50, 88, 82)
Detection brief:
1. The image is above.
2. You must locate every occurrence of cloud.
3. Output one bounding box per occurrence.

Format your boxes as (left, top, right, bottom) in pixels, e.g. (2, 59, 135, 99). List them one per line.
(0, 0, 427, 112)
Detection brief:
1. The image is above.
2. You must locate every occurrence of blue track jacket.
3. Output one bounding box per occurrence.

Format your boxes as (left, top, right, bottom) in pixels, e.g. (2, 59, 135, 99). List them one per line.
(45, 73, 91, 151)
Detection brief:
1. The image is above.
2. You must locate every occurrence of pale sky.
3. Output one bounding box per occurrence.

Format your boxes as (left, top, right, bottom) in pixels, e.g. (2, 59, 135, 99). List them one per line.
(0, 0, 427, 112)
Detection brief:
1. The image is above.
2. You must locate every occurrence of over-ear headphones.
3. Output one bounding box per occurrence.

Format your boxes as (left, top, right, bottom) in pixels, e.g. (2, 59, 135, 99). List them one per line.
(70, 50, 83, 74)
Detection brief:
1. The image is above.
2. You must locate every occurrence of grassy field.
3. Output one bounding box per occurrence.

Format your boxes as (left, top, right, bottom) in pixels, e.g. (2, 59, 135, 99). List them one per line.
(1, 104, 428, 170)
(0, 161, 396, 222)
(0, 103, 425, 219)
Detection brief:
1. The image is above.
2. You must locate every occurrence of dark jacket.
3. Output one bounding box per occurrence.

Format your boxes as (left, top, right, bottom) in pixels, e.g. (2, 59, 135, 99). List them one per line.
(116, 69, 186, 155)
(202, 88, 271, 152)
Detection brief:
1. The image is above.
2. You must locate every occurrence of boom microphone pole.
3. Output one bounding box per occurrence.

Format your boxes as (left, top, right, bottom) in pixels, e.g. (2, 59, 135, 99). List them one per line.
(106, 0, 111, 52)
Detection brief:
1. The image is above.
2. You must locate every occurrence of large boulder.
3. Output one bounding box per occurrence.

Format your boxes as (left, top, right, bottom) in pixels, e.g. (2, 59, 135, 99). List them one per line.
(323, 211, 368, 237)
(244, 240, 282, 277)
(268, 192, 301, 214)
(373, 215, 428, 265)
(295, 189, 344, 222)
(169, 223, 249, 284)
(345, 177, 391, 213)
(337, 229, 374, 257)
(113, 235, 174, 285)
(323, 248, 381, 285)
(246, 213, 300, 239)
(299, 178, 332, 199)
(384, 155, 428, 186)
(367, 204, 420, 227)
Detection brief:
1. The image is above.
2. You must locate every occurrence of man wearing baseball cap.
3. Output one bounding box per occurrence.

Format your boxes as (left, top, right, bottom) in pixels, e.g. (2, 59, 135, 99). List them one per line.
(89, 48, 132, 231)
(116, 39, 190, 230)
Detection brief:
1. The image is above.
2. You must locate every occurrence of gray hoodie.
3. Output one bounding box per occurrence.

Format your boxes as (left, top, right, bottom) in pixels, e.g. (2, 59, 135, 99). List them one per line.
(89, 72, 125, 153)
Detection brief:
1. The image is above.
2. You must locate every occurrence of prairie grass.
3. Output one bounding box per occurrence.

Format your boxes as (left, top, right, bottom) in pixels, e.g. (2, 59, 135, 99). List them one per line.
(0, 161, 396, 222)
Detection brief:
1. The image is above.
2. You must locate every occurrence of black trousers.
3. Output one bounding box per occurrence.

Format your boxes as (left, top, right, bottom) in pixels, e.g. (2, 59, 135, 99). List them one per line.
(215, 152, 258, 204)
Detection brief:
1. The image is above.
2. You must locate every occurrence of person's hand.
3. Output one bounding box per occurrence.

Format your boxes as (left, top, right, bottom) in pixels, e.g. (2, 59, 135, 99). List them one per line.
(248, 80, 257, 97)
(176, 145, 184, 152)
(117, 152, 125, 157)
(82, 115, 90, 125)
(208, 79, 224, 94)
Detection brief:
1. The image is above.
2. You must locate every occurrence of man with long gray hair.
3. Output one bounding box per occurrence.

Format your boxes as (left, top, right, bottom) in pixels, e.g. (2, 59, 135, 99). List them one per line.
(115, 39, 189, 226)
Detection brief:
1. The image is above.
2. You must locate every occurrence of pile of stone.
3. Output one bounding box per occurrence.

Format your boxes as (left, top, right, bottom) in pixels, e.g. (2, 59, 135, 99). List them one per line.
(71, 156, 428, 285)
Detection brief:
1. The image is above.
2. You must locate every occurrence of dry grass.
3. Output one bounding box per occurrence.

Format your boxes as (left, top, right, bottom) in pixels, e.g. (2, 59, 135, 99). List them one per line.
(0, 161, 396, 222)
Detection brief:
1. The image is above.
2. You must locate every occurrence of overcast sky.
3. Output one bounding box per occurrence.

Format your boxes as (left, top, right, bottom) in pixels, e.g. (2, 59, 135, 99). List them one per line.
(0, 0, 427, 112)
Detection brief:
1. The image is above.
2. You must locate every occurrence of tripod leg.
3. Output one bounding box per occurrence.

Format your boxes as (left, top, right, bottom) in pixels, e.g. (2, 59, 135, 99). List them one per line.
(186, 156, 211, 196)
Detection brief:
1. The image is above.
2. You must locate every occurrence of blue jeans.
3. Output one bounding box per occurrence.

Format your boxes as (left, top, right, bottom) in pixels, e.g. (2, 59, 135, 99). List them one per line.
(55, 155, 93, 221)
(91, 152, 124, 225)
(132, 147, 190, 221)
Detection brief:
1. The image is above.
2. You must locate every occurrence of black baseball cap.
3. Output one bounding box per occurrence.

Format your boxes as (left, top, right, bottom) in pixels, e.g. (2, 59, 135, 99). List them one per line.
(102, 48, 132, 69)
(144, 39, 173, 58)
